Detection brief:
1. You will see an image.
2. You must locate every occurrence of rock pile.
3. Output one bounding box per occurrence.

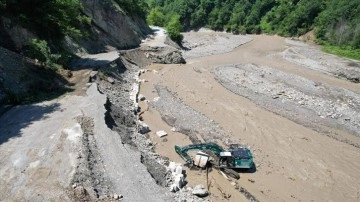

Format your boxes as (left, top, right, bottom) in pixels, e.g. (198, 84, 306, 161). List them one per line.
(142, 46, 185, 64)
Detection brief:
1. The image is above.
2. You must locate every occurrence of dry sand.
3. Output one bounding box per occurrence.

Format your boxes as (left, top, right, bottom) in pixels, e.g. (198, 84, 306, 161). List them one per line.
(139, 33, 360, 201)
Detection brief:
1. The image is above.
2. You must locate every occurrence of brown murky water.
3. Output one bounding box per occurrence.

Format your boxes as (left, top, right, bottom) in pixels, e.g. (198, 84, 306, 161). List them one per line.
(140, 34, 360, 202)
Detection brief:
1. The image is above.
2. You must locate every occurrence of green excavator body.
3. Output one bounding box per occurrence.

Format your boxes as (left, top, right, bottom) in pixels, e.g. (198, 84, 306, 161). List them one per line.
(175, 142, 254, 169)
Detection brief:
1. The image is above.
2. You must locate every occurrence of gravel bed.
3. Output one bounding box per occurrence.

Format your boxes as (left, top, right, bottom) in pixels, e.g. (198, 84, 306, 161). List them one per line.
(150, 85, 226, 143)
(182, 32, 252, 59)
(282, 39, 360, 83)
(214, 64, 360, 144)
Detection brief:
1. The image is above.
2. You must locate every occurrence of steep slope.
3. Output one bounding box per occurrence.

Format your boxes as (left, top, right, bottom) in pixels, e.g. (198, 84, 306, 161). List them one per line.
(75, 0, 152, 53)
(0, 0, 152, 105)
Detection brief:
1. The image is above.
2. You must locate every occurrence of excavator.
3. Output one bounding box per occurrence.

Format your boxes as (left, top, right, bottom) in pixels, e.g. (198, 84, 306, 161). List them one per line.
(175, 142, 254, 179)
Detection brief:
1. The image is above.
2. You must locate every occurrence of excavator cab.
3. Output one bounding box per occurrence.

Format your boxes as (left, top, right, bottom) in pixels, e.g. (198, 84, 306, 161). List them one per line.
(219, 152, 235, 167)
(228, 145, 254, 169)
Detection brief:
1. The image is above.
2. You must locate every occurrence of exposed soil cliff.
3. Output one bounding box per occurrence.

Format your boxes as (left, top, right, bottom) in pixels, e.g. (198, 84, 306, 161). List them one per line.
(74, 0, 152, 53)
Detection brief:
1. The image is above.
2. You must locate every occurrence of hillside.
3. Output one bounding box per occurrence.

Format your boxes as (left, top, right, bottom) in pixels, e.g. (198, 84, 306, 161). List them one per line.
(0, 0, 151, 105)
(147, 0, 360, 57)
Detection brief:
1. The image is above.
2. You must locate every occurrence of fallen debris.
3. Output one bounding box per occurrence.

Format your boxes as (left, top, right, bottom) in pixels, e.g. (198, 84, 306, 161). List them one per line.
(138, 94, 146, 101)
(168, 162, 185, 192)
(138, 121, 150, 134)
(156, 130, 168, 138)
(107, 77, 115, 84)
(192, 184, 209, 197)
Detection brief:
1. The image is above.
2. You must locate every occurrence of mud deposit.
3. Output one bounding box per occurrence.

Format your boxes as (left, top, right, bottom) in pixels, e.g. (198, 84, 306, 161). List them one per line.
(282, 39, 360, 83)
(182, 32, 252, 59)
(214, 64, 360, 145)
(140, 33, 360, 202)
(150, 85, 225, 143)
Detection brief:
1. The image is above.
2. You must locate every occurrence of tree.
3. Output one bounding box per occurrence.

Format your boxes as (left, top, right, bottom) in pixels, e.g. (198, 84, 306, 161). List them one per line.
(26, 39, 60, 69)
(166, 14, 183, 44)
(147, 7, 166, 26)
(2, 0, 85, 40)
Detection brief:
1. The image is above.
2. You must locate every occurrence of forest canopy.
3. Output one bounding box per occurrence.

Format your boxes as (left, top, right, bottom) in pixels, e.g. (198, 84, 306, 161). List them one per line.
(146, 0, 360, 49)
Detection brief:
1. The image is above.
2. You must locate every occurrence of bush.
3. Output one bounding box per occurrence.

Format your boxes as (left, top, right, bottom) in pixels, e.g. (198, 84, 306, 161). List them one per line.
(147, 8, 166, 26)
(2, 0, 84, 40)
(166, 15, 183, 44)
(26, 39, 60, 69)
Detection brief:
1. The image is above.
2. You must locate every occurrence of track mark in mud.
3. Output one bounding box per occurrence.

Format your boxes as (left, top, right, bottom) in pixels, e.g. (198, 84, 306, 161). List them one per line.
(214, 63, 360, 147)
(70, 116, 112, 201)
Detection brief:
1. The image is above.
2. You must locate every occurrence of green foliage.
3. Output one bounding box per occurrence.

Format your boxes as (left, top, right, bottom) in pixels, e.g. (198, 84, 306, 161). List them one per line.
(115, 0, 149, 19)
(148, 0, 360, 54)
(166, 15, 184, 44)
(322, 45, 360, 61)
(147, 8, 166, 26)
(315, 0, 360, 49)
(26, 39, 60, 69)
(0, 0, 5, 9)
(5, 89, 22, 104)
(1, 0, 86, 40)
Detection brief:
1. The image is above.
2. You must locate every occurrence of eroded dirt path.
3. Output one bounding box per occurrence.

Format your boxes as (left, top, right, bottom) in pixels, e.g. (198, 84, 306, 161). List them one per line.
(139, 33, 360, 201)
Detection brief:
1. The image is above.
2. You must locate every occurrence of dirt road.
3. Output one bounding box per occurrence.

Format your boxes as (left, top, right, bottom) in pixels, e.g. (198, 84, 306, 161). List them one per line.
(0, 59, 169, 201)
(139, 33, 360, 201)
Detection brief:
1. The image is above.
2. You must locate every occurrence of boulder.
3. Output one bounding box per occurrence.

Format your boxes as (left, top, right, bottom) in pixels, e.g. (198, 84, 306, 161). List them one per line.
(138, 94, 146, 101)
(168, 162, 185, 192)
(142, 46, 185, 64)
(192, 184, 209, 197)
(156, 130, 168, 138)
(107, 77, 115, 84)
(138, 122, 150, 134)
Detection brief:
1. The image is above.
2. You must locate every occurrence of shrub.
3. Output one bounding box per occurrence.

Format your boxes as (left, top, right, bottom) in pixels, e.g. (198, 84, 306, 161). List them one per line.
(166, 15, 183, 44)
(147, 8, 166, 26)
(26, 39, 60, 69)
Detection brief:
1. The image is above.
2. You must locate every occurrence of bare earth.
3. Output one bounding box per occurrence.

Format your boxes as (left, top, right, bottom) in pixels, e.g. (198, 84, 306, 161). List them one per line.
(0, 54, 169, 201)
(139, 33, 360, 201)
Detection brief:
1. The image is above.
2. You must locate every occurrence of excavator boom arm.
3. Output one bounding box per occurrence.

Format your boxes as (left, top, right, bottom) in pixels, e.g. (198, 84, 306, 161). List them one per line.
(175, 143, 225, 165)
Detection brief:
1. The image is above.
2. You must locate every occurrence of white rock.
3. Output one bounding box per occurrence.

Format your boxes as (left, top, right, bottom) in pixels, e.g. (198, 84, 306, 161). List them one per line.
(156, 130, 168, 137)
(138, 122, 150, 134)
(153, 97, 160, 102)
(174, 174, 185, 188)
(138, 94, 146, 101)
(175, 165, 183, 175)
(168, 162, 177, 173)
(192, 184, 209, 197)
(170, 184, 179, 192)
(113, 194, 119, 199)
(107, 77, 115, 84)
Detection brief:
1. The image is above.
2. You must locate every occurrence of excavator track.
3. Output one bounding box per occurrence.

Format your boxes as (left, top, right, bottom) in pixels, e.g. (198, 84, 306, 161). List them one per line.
(221, 168, 240, 180)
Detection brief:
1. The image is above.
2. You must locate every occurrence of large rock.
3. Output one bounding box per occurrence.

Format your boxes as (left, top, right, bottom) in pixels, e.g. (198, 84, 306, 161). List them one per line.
(142, 46, 185, 64)
(168, 162, 185, 192)
(192, 184, 209, 197)
(138, 121, 150, 134)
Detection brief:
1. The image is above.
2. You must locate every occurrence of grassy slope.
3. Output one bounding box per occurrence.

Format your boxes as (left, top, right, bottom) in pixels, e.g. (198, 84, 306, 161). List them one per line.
(322, 45, 360, 61)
